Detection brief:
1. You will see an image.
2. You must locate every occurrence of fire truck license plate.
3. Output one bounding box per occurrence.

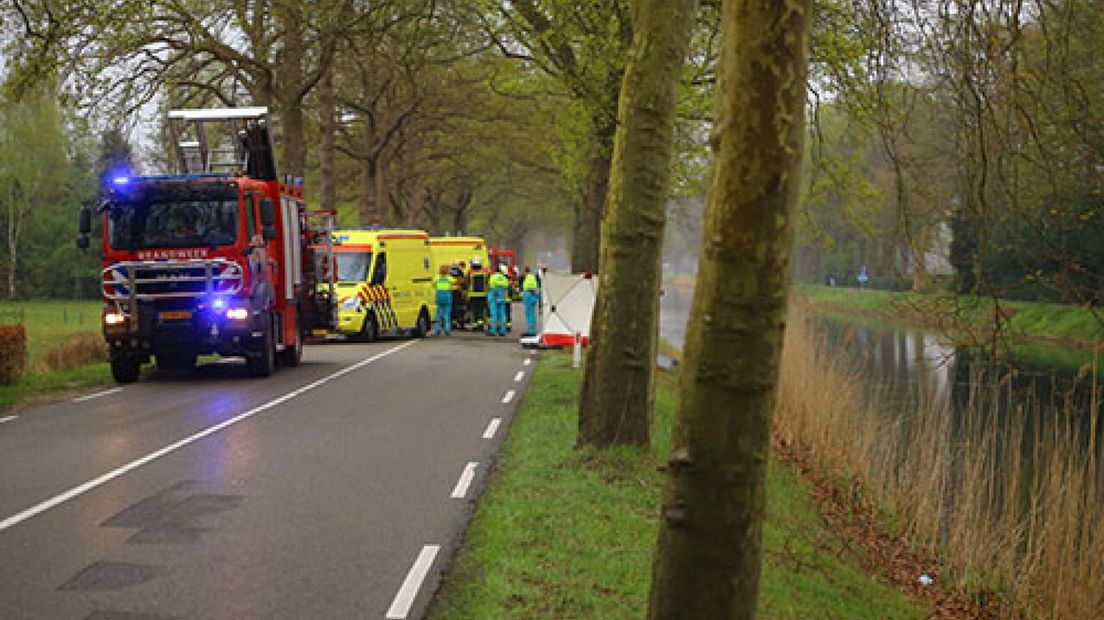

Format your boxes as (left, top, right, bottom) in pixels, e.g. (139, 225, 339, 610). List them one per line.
(159, 311, 192, 321)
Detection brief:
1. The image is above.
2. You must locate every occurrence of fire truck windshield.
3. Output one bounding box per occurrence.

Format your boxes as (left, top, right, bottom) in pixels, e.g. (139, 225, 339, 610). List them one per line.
(335, 252, 372, 282)
(109, 199, 240, 250)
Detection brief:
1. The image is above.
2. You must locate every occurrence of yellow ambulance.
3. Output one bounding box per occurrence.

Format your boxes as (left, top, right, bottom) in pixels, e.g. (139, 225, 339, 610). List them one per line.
(327, 229, 435, 340)
(429, 236, 490, 273)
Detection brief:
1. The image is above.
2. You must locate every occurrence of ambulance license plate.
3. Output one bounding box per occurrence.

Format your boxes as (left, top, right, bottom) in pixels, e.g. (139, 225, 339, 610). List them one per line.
(159, 310, 191, 321)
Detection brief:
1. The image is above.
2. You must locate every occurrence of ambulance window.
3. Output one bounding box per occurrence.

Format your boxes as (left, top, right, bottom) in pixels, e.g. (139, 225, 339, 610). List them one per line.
(371, 253, 387, 286)
(335, 252, 371, 282)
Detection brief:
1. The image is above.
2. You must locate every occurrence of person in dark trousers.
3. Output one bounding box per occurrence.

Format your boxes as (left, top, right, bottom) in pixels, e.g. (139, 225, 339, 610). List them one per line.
(521, 266, 540, 336)
(467, 258, 488, 330)
(434, 265, 453, 336)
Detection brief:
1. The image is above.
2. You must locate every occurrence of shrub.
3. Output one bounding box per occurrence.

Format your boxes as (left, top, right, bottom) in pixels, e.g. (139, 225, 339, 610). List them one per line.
(33, 331, 107, 373)
(0, 325, 27, 384)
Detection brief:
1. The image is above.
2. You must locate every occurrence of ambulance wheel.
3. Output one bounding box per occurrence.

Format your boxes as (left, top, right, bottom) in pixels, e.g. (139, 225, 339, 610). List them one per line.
(278, 314, 303, 367)
(412, 308, 430, 339)
(248, 313, 276, 378)
(111, 358, 140, 384)
(359, 313, 379, 343)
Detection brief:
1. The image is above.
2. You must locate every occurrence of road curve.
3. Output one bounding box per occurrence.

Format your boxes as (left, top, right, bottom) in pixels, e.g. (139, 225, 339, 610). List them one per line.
(0, 331, 535, 620)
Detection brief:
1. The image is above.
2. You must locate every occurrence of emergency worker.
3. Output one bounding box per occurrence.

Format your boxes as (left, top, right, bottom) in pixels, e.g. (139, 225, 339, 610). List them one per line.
(434, 265, 453, 336)
(522, 266, 540, 336)
(449, 263, 466, 330)
(487, 266, 511, 337)
(467, 258, 488, 330)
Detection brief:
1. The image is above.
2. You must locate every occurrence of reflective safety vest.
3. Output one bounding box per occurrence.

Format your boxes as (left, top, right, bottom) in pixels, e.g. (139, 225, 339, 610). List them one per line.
(522, 273, 539, 290)
(490, 272, 510, 289)
(435, 275, 453, 291)
(469, 271, 488, 297)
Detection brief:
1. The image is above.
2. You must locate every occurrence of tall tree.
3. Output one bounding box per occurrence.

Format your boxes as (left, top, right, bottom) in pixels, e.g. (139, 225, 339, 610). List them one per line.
(576, 0, 698, 448)
(478, 0, 632, 272)
(647, 0, 812, 617)
(0, 87, 69, 298)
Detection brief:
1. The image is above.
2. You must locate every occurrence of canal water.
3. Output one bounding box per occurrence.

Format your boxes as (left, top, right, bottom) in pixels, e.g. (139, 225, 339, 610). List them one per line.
(659, 283, 1102, 452)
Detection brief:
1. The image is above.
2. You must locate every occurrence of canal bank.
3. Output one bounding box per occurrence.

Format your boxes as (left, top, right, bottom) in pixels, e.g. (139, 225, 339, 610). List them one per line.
(660, 278, 1101, 618)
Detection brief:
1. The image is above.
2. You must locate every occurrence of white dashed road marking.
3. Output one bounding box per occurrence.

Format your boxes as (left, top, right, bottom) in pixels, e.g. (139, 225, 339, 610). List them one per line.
(0, 416, 16, 424)
(71, 387, 123, 403)
(449, 462, 479, 499)
(513, 371, 525, 382)
(501, 390, 516, 404)
(385, 544, 440, 619)
(482, 418, 502, 439)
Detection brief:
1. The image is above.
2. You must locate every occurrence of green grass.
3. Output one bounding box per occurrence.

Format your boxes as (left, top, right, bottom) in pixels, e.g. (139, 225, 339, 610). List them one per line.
(0, 362, 112, 410)
(0, 300, 104, 363)
(796, 284, 1104, 345)
(0, 301, 111, 410)
(430, 353, 927, 620)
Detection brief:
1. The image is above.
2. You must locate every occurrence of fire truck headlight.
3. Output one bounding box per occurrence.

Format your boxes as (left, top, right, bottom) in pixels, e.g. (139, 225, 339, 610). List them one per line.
(103, 312, 127, 326)
(225, 307, 250, 321)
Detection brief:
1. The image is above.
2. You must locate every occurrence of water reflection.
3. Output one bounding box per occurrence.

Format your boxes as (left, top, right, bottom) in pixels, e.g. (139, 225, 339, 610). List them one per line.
(810, 313, 1104, 454)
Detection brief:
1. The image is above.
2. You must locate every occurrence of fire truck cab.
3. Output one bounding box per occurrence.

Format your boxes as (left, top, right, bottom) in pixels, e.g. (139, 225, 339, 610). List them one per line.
(78, 108, 333, 383)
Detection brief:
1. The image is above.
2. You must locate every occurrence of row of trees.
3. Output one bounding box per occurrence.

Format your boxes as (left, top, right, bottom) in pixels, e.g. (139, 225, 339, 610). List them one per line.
(794, 0, 1103, 307)
(3, 0, 1098, 614)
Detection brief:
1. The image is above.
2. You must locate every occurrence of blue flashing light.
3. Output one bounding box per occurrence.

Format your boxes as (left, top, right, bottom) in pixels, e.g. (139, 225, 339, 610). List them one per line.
(211, 297, 227, 311)
(112, 176, 130, 186)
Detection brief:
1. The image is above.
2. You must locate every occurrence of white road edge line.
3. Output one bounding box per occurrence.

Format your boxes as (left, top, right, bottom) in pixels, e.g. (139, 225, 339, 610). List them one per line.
(501, 389, 516, 404)
(72, 387, 124, 403)
(0, 340, 420, 533)
(482, 417, 502, 439)
(385, 544, 440, 619)
(513, 370, 525, 382)
(523, 358, 532, 366)
(0, 415, 16, 424)
(450, 462, 479, 499)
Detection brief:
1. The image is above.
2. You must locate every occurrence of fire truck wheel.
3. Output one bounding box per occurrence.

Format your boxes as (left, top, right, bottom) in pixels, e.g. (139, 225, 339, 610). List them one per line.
(111, 358, 140, 384)
(278, 314, 303, 367)
(248, 313, 276, 378)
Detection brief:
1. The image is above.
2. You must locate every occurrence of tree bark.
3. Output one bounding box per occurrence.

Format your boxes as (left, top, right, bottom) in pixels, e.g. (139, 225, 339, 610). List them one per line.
(577, 0, 698, 448)
(318, 63, 337, 212)
(646, 0, 812, 618)
(274, 2, 307, 178)
(359, 155, 381, 226)
(572, 116, 616, 274)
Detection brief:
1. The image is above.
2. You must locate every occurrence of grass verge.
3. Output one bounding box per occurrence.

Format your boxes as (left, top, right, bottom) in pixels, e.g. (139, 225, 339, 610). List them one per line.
(430, 352, 927, 620)
(795, 284, 1104, 347)
(0, 301, 111, 411)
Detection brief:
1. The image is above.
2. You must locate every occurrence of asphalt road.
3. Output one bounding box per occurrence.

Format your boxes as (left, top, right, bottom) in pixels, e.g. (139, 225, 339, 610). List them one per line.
(0, 330, 534, 620)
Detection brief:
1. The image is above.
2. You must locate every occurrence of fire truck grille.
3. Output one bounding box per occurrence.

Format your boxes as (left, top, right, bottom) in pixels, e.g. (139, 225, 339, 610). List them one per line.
(102, 260, 244, 300)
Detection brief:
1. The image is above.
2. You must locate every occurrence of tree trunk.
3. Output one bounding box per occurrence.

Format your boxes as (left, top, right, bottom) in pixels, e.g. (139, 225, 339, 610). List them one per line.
(274, 2, 306, 178)
(359, 156, 380, 226)
(572, 112, 617, 273)
(318, 64, 337, 212)
(646, 0, 812, 618)
(577, 0, 698, 449)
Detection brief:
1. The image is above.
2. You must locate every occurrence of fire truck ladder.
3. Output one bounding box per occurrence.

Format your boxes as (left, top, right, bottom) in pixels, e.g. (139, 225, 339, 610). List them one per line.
(167, 107, 278, 181)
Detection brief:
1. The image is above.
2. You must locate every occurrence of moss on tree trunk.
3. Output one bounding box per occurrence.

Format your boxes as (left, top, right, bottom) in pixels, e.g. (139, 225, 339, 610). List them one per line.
(646, 1, 812, 618)
(577, 0, 698, 448)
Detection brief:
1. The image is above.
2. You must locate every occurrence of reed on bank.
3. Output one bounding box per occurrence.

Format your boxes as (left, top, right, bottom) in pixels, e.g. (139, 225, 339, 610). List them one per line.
(774, 312, 1103, 618)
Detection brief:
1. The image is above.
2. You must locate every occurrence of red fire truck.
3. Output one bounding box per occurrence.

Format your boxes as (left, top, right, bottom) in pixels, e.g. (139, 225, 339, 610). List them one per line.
(489, 245, 520, 300)
(77, 108, 336, 383)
